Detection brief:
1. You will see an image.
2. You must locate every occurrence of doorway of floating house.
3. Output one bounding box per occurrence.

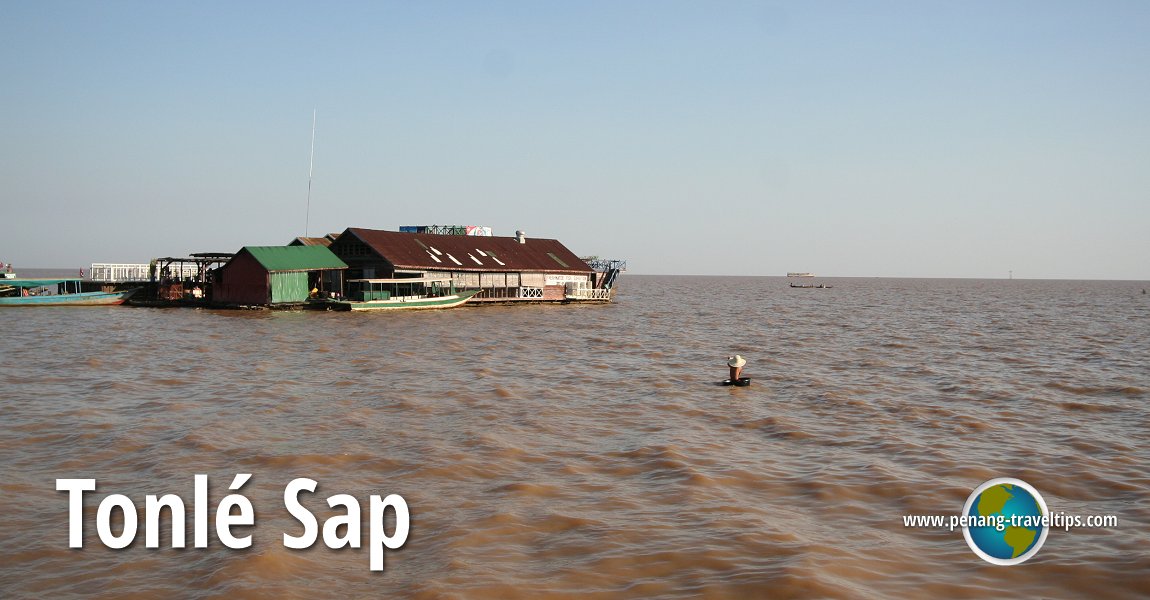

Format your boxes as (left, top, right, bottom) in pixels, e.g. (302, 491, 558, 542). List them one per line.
(270, 271, 309, 303)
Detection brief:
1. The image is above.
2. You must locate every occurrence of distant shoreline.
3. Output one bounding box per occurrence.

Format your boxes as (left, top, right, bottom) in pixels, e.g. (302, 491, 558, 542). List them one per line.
(13, 268, 1147, 283)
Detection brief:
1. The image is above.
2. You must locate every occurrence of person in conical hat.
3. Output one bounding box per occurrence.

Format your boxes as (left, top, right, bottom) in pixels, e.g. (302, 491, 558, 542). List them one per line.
(727, 355, 746, 382)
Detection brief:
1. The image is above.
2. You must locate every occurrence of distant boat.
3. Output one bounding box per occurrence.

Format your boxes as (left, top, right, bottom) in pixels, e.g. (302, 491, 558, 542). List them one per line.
(787, 272, 815, 277)
(789, 283, 832, 289)
(326, 277, 480, 311)
(0, 278, 138, 306)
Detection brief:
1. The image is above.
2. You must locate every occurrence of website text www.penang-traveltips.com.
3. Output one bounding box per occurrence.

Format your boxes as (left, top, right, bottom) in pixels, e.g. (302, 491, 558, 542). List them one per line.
(902, 512, 1118, 532)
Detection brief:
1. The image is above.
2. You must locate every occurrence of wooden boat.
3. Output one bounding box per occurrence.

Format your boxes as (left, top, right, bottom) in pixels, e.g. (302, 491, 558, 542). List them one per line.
(327, 277, 480, 311)
(0, 278, 138, 306)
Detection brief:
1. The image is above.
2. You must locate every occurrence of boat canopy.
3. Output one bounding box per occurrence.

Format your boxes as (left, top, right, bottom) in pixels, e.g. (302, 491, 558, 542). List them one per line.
(0, 278, 84, 288)
(348, 277, 454, 284)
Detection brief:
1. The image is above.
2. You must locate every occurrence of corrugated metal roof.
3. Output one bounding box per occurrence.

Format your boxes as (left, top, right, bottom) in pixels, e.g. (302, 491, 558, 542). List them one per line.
(342, 228, 592, 273)
(288, 236, 334, 247)
(243, 246, 348, 272)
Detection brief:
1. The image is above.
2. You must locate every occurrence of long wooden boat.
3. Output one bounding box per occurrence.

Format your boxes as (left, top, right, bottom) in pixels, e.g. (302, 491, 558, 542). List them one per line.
(327, 277, 480, 311)
(0, 278, 138, 306)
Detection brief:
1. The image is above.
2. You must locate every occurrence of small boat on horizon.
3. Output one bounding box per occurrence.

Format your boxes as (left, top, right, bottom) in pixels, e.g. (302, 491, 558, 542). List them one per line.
(0, 278, 138, 306)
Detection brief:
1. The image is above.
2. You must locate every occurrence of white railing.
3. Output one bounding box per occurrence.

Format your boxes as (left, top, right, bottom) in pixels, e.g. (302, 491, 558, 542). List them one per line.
(564, 281, 612, 300)
(89, 263, 151, 281)
(518, 287, 544, 298)
(89, 263, 201, 281)
(566, 288, 612, 300)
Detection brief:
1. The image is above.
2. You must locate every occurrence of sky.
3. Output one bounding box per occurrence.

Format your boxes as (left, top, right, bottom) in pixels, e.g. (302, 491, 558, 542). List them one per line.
(2, 1, 1148, 279)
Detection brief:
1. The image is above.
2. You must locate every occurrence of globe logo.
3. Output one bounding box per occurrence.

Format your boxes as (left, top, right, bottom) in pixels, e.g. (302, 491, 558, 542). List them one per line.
(962, 478, 1049, 565)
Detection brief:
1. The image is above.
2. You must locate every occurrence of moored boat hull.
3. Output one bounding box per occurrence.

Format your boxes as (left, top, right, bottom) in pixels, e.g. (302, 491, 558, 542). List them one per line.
(0, 289, 138, 306)
(329, 290, 480, 312)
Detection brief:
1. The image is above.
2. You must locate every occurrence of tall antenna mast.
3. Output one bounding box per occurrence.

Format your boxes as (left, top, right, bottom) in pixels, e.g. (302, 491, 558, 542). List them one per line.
(305, 108, 317, 236)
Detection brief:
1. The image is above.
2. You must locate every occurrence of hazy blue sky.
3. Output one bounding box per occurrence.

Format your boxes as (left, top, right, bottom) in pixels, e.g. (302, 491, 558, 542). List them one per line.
(2, 1, 1147, 278)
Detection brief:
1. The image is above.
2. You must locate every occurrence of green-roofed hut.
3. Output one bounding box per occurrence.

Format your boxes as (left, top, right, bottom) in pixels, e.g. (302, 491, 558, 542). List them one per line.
(213, 246, 348, 306)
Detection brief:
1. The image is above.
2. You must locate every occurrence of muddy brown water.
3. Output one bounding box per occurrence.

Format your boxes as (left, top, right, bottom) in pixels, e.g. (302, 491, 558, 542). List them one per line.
(2, 275, 1148, 598)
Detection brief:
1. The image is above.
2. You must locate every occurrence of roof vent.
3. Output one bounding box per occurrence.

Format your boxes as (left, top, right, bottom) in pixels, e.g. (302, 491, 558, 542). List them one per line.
(516, 230, 526, 244)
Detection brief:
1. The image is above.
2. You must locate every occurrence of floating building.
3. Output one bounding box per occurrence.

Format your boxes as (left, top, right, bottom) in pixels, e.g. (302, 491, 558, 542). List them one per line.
(107, 226, 620, 309)
(213, 246, 347, 306)
(328, 227, 613, 303)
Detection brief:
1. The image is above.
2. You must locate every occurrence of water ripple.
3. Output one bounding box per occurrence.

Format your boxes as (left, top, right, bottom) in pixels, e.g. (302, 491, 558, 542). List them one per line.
(1, 277, 1148, 598)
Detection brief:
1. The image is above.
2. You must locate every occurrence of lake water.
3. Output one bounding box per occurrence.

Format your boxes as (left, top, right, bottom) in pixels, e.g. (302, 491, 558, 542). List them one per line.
(2, 275, 1148, 598)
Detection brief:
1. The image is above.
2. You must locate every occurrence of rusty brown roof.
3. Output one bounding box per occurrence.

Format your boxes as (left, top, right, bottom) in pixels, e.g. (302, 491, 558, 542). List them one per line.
(343, 228, 592, 273)
(288, 236, 333, 247)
